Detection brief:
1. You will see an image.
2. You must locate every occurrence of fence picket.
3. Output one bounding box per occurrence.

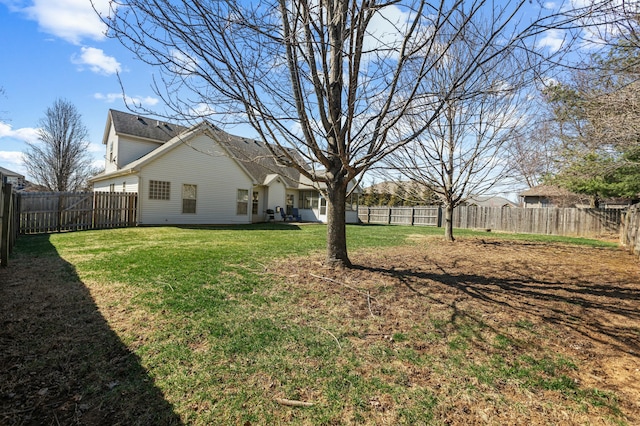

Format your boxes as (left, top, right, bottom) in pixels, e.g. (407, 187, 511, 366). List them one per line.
(358, 205, 623, 238)
(18, 192, 138, 234)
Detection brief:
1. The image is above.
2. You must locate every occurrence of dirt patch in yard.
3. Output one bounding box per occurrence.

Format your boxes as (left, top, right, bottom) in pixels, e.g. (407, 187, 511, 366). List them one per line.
(269, 236, 640, 424)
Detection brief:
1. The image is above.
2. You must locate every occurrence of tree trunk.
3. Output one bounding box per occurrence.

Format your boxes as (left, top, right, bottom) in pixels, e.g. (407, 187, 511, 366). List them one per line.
(444, 204, 455, 242)
(325, 182, 351, 268)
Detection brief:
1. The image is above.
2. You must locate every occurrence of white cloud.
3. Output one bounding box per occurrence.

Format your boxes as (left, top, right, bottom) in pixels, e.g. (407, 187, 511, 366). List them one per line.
(363, 4, 415, 58)
(171, 49, 200, 75)
(87, 143, 103, 153)
(0, 122, 40, 144)
(0, 151, 26, 176)
(72, 47, 121, 75)
(94, 92, 160, 107)
(537, 29, 566, 52)
(93, 92, 121, 103)
(190, 103, 217, 116)
(22, 0, 113, 45)
(0, 151, 25, 163)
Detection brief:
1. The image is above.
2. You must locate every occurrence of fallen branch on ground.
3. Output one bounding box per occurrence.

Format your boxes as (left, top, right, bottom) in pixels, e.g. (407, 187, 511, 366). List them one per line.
(310, 273, 378, 317)
(310, 274, 377, 300)
(317, 326, 342, 349)
(275, 398, 314, 407)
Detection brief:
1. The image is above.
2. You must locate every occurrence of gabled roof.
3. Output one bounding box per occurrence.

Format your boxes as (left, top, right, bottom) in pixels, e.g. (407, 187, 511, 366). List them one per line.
(94, 110, 305, 187)
(206, 126, 303, 187)
(103, 109, 188, 144)
(0, 166, 24, 179)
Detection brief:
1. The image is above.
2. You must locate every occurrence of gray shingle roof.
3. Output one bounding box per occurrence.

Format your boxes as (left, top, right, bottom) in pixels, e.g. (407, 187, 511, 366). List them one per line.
(109, 109, 188, 142)
(208, 127, 302, 186)
(109, 109, 303, 186)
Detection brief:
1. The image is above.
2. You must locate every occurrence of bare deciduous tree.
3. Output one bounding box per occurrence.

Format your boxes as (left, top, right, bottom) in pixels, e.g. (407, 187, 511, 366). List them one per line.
(384, 16, 533, 242)
(23, 99, 94, 192)
(98, 0, 607, 266)
(506, 118, 558, 189)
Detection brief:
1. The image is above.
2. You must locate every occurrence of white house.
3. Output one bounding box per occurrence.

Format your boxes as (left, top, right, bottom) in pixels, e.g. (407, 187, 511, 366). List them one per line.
(89, 110, 360, 225)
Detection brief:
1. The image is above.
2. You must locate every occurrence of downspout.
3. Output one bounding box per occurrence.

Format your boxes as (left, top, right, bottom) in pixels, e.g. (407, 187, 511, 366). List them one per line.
(136, 175, 142, 226)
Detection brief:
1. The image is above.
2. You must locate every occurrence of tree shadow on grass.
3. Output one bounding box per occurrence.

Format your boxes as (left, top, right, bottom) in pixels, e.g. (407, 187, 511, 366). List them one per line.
(355, 252, 640, 356)
(0, 235, 182, 425)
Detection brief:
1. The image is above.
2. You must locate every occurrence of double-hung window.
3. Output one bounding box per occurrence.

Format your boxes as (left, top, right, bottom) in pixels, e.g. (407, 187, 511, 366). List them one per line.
(182, 184, 197, 214)
(237, 189, 249, 215)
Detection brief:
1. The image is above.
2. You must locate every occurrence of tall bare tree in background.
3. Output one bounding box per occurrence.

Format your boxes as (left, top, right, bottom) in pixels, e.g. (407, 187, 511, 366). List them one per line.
(506, 118, 557, 189)
(98, 0, 608, 266)
(383, 15, 534, 242)
(23, 99, 94, 192)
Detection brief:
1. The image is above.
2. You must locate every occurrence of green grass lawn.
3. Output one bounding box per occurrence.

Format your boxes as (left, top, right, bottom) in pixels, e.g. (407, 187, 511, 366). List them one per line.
(13, 225, 628, 425)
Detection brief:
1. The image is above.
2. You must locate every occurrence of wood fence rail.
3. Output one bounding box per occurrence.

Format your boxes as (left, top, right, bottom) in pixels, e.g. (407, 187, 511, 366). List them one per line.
(621, 203, 640, 257)
(358, 205, 623, 238)
(19, 192, 138, 234)
(1, 173, 19, 267)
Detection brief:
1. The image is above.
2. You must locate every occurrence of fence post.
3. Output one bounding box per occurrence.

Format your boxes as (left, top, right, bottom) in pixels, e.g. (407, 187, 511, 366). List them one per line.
(1, 183, 13, 267)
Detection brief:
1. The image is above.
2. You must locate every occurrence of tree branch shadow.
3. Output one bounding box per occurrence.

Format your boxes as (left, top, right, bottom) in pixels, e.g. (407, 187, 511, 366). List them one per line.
(354, 257, 640, 355)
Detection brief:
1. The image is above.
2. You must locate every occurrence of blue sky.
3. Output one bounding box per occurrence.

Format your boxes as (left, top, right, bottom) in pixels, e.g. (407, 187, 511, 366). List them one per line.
(0, 0, 570, 185)
(0, 0, 170, 179)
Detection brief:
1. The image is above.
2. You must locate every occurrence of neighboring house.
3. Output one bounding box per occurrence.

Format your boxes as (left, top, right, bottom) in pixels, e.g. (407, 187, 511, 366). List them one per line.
(0, 166, 26, 190)
(519, 185, 635, 209)
(89, 110, 360, 225)
(464, 196, 517, 208)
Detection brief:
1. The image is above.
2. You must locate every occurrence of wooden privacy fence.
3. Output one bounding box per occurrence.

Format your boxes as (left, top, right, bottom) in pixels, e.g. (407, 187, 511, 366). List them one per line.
(621, 203, 640, 257)
(360, 206, 441, 226)
(1, 174, 19, 267)
(358, 205, 623, 238)
(19, 192, 138, 234)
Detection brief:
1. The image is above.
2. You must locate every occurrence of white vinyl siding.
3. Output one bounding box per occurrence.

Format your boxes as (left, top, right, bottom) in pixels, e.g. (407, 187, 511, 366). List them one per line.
(93, 176, 139, 193)
(103, 124, 119, 173)
(138, 134, 254, 224)
(117, 135, 163, 168)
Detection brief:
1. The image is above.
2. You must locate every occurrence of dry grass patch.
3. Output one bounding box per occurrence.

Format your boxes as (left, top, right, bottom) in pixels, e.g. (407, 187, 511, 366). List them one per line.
(268, 237, 640, 425)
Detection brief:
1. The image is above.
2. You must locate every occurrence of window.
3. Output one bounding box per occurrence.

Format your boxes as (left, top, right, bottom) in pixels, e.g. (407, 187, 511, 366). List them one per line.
(237, 189, 249, 215)
(299, 190, 319, 209)
(319, 197, 327, 215)
(149, 180, 170, 200)
(182, 184, 197, 214)
(252, 191, 259, 215)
